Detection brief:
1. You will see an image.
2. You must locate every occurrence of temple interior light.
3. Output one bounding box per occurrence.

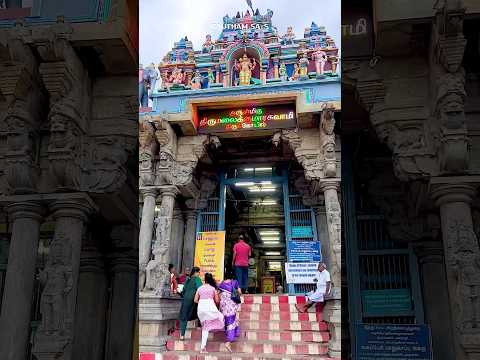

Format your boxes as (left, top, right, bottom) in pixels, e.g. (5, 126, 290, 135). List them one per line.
(260, 230, 280, 235)
(249, 187, 276, 192)
(261, 236, 280, 241)
(265, 251, 281, 256)
(235, 181, 255, 186)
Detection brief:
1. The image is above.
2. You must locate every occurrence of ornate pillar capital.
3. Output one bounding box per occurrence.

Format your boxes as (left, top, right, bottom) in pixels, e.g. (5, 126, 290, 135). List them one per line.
(412, 239, 444, 266)
(109, 253, 138, 274)
(158, 185, 180, 199)
(5, 201, 44, 222)
(140, 187, 158, 198)
(319, 179, 341, 192)
(430, 179, 477, 206)
(49, 195, 97, 222)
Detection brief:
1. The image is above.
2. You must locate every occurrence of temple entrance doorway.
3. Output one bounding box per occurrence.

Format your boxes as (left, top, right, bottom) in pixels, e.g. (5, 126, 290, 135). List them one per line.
(222, 166, 287, 294)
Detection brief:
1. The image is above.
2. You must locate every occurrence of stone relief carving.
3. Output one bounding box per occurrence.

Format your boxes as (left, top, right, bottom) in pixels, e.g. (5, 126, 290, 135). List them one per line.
(146, 200, 173, 296)
(139, 119, 157, 186)
(320, 109, 336, 177)
(446, 220, 480, 338)
(33, 232, 74, 357)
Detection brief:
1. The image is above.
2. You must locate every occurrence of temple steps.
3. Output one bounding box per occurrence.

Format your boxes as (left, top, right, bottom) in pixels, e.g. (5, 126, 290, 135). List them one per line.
(172, 329, 329, 342)
(141, 294, 336, 360)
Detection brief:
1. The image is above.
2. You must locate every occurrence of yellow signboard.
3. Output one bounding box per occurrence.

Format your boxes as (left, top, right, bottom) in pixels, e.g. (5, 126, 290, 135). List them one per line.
(194, 231, 225, 282)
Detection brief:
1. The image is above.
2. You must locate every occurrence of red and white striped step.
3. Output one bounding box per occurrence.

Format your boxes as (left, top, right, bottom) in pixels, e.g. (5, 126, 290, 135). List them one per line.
(141, 352, 335, 360)
(171, 329, 329, 343)
(166, 340, 328, 355)
(141, 294, 336, 360)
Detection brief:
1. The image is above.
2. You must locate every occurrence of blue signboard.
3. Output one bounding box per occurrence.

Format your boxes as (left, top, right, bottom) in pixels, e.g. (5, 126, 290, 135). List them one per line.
(291, 226, 314, 238)
(356, 324, 432, 360)
(287, 240, 321, 262)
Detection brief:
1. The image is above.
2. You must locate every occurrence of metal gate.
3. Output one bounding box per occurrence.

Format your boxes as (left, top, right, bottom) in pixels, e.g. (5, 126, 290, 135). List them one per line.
(284, 190, 320, 294)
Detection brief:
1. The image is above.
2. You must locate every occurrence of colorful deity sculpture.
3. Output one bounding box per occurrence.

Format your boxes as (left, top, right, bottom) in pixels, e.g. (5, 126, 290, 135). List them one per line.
(279, 62, 287, 81)
(329, 55, 339, 75)
(207, 68, 215, 86)
(169, 67, 185, 85)
(313, 49, 328, 76)
(234, 53, 257, 86)
(291, 63, 300, 81)
(202, 34, 214, 53)
(281, 26, 295, 45)
(298, 53, 309, 77)
(191, 70, 202, 89)
(139, 64, 158, 107)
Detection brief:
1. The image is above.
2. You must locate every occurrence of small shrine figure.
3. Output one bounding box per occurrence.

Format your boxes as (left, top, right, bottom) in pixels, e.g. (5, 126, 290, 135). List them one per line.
(234, 53, 257, 86)
(202, 34, 214, 53)
(328, 55, 339, 75)
(279, 62, 288, 81)
(191, 70, 202, 90)
(281, 26, 295, 45)
(298, 53, 310, 78)
(291, 63, 300, 81)
(207, 68, 215, 86)
(313, 49, 328, 77)
(169, 67, 185, 85)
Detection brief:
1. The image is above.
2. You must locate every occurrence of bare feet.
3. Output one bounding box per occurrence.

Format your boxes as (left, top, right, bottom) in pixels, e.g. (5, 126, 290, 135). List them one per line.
(225, 342, 232, 353)
(180, 335, 185, 341)
(295, 304, 305, 313)
(200, 348, 208, 354)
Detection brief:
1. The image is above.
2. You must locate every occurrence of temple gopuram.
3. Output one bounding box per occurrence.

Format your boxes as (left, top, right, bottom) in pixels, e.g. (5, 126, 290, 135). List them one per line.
(157, 9, 338, 92)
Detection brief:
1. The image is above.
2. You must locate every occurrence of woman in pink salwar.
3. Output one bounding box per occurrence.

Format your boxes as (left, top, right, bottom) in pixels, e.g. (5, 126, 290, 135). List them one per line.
(194, 273, 225, 353)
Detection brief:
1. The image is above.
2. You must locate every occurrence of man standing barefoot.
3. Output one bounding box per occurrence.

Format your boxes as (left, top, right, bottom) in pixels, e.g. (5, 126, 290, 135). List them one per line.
(232, 235, 251, 293)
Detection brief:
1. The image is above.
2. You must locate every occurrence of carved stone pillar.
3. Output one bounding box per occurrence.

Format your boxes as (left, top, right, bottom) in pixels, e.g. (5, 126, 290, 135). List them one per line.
(0, 202, 43, 360)
(33, 195, 95, 360)
(313, 206, 330, 268)
(145, 186, 179, 296)
(413, 239, 455, 360)
(431, 181, 480, 360)
(139, 188, 157, 290)
(169, 207, 184, 269)
(72, 248, 107, 360)
(182, 208, 198, 271)
(105, 254, 138, 360)
(320, 180, 341, 297)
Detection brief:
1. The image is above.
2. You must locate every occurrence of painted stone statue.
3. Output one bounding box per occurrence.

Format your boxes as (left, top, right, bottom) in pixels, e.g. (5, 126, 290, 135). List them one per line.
(139, 64, 158, 107)
(298, 53, 309, 78)
(202, 34, 213, 53)
(169, 67, 185, 85)
(282, 26, 295, 45)
(191, 70, 202, 90)
(279, 62, 287, 81)
(234, 53, 257, 86)
(207, 68, 215, 86)
(329, 55, 339, 75)
(313, 49, 328, 77)
(291, 63, 300, 81)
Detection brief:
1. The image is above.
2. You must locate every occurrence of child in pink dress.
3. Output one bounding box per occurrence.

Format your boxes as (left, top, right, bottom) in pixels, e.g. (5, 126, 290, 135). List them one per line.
(194, 273, 225, 353)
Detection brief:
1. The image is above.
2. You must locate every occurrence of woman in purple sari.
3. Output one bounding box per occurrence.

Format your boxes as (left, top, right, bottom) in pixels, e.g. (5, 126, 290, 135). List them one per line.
(218, 269, 241, 352)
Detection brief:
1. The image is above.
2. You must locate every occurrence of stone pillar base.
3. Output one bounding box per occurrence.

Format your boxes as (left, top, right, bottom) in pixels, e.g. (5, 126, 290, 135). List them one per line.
(139, 292, 182, 353)
(323, 298, 341, 358)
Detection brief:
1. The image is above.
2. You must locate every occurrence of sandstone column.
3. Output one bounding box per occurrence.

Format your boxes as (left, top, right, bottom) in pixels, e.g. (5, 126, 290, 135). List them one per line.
(431, 182, 480, 360)
(182, 209, 198, 270)
(139, 188, 157, 290)
(72, 248, 108, 360)
(105, 254, 138, 360)
(0, 202, 43, 360)
(413, 239, 455, 360)
(33, 195, 95, 360)
(313, 206, 330, 268)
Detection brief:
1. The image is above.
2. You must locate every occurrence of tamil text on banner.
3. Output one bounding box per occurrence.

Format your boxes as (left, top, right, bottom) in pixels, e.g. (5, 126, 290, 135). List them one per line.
(194, 231, 225, 282)
(285, 262, 319, 284)
(287, 240, 321, 262)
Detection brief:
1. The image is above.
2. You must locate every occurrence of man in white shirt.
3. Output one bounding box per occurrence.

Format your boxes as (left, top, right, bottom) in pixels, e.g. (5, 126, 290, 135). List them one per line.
(295, 262, 331, 313)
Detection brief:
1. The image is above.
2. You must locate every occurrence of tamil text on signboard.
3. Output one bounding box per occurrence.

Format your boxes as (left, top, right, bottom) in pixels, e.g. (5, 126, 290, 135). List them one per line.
(362, 289, 412, 316)
(197, 104, 297, 134)
(287, 240, 321, 262)
(194, 231, 225, 282)
(356, 324, 432, 360)
(285, 262, 318, 284)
